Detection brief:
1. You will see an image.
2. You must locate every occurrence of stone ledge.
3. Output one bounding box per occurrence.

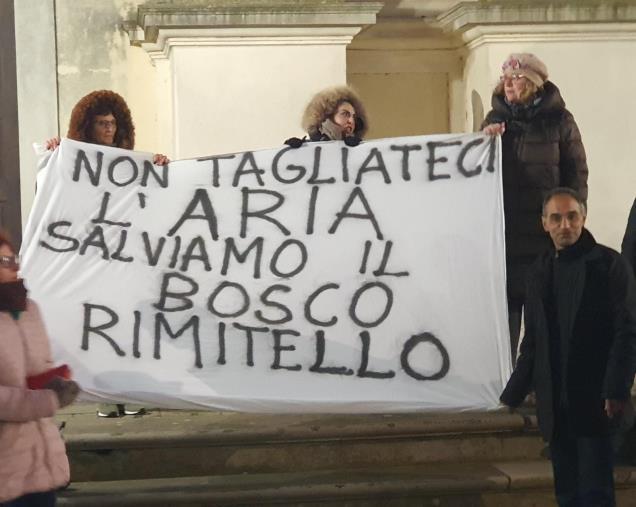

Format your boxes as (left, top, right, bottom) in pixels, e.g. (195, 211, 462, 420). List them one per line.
(59, 408, 538, 451)
(56, 463, 511, 506)
(127, 0, 383, 46)
(438, 0, 636, 33)
(55, 461, 636, 506)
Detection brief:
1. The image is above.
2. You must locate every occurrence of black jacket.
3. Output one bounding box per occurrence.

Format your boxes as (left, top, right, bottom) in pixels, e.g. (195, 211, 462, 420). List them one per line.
(482, 82, 588, 272)
(621, 197, 636, 273)
(500, 229, 636, 441)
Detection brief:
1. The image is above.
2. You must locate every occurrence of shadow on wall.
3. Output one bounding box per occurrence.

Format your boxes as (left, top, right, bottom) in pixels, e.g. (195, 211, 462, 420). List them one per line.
(472, 90, 485, 132)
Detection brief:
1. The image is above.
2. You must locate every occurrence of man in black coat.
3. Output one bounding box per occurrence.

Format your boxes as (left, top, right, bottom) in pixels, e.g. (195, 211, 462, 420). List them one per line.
(501, 187, 636, 506)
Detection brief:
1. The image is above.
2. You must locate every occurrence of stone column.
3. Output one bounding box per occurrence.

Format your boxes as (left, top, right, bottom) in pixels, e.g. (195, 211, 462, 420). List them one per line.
(437, 0, 636, 249)
(0, 0, 21, 244)
(128, 1, 382, 158)
(13, 0, 58, 236)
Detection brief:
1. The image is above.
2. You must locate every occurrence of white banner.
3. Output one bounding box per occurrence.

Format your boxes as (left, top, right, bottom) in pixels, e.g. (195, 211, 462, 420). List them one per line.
(21, 135, 510, 413)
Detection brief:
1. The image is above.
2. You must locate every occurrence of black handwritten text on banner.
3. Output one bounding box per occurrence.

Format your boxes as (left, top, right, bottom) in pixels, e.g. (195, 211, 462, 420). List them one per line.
(21, 135, 510, 412)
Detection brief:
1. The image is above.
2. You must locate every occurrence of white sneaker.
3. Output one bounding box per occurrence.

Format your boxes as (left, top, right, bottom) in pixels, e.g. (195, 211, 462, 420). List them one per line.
(123, 405, 146, 416)
(97, 403, 123, 418)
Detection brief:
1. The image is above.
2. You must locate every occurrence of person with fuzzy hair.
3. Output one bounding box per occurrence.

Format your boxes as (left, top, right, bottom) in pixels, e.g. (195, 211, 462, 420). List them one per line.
(0, 231, 80, 506)
(45, 90, 166, 417)
(285, 85, 369, 148)
(482, 53, 588, 365)
(45, 89, 168, 165)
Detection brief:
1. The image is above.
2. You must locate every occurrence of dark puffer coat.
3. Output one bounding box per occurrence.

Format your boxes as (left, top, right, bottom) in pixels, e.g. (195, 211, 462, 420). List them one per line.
(500, 229, 636, 441)
(482, 81, 588, 297)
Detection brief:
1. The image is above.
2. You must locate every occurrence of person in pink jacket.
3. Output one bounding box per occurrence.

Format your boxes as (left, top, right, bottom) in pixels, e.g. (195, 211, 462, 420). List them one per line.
(0, 232, 79, 507)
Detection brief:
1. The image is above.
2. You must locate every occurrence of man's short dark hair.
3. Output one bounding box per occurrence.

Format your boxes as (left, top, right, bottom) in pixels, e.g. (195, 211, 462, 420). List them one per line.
(542, 187, 587, 216)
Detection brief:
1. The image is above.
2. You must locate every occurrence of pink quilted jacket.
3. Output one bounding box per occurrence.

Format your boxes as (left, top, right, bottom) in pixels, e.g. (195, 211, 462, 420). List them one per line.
(0, 300, 70, 502)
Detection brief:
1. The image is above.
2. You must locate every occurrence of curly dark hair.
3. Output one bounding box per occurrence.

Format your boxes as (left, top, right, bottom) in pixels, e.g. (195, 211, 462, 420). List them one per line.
(66, 90, 135, 149)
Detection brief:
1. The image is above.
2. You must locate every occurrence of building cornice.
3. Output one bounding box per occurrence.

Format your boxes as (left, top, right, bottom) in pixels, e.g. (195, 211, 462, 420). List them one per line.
(438, 1, 636, 31)
(437, 1, 636, 46)
(127, 0, 384, 52)
(463, 22, 636, 49)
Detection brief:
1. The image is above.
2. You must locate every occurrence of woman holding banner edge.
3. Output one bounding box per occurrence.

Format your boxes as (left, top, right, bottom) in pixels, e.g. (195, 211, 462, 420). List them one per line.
(482, 53, 588, 366)
(45, 89, 169, 165)
(44, 89, 168, 418)
(285, 85, 369, 148)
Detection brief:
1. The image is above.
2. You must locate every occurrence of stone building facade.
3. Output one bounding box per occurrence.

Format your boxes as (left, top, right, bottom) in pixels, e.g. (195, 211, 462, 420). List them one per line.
(3, 0, 636, 249)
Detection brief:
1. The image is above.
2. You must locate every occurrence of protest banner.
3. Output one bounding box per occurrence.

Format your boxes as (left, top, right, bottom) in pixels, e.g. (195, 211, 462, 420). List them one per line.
(20, 134, 510, 412)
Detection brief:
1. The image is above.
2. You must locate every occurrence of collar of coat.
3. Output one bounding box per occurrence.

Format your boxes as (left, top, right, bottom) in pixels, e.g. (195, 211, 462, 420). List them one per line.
(553, 227, 596, 261)
(534, 228, 598, 322)
(490, 80, 566, 121)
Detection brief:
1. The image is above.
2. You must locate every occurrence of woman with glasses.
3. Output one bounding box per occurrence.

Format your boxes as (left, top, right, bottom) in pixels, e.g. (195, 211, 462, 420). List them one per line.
(45, 90, 164, 417)
(45, 89, 168, 165)
(482, 53, 588, 365)
(286, 85, 369, 148)
(0, 232, 79, 507)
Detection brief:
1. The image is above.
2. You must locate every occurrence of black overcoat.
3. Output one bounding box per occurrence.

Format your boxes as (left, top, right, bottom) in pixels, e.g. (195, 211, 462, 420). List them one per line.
(500, 229, 636, 441)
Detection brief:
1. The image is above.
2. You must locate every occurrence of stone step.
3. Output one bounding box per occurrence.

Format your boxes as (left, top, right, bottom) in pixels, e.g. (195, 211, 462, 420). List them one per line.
(58, 407, 544, 482)
(56, 461, 636, 507)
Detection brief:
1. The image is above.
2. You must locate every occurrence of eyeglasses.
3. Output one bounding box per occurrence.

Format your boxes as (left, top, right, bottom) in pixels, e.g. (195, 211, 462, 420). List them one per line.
(335, 109, 356, 121)
(0, 254, 19, 268)
(94, 119, 117, 128)
(500, 73, 525, 83)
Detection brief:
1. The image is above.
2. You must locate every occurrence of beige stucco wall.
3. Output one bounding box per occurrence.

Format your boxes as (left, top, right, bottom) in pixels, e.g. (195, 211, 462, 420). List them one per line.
(169, 42, 348, 158)
(347, 52, 453, 139)
(544, 39, 636, 250)
(347, 22, 463, 139)
(53, 0, 158, 153)
(13, 0, 636, 254)
(15, 0, 159, 228)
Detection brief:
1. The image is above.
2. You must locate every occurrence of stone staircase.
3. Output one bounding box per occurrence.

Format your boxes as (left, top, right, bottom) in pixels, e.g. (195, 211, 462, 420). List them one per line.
(55, 404, 636, 506)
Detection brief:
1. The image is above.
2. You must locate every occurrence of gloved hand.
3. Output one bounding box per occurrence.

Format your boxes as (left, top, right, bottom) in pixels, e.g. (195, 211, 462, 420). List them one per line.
(344, 135, 362, 147)
(284, 137, 306, 149)
(355, 116, 365, 135)
(46, 377, 80, 408)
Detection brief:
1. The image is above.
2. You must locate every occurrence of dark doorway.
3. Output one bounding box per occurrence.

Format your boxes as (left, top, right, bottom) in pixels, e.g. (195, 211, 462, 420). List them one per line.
(0, 0, 21, 247)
